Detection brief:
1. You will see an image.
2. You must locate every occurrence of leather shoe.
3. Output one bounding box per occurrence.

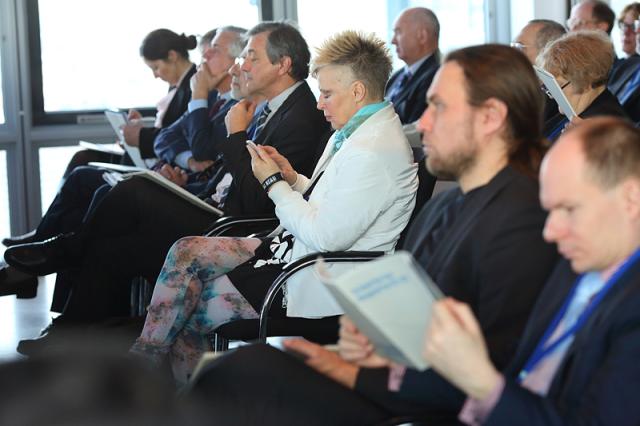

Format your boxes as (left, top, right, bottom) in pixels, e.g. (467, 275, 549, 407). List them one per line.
(2, 229, 37, 247)
(17, 316, 83, 356)
(0, 261, 38, 299)
(4, 234, 75, 276)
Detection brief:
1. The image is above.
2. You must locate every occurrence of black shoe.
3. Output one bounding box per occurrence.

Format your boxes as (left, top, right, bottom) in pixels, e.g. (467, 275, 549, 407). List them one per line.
(4, 234, 74, 276)
(0, 261, 38, 299)
(17, 316, 82, 356)
(2, 230, 37, 247)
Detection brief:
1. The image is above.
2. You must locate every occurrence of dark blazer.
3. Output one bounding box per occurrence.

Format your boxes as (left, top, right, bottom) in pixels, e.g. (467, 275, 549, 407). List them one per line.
(543, 89, 628, 142)
(386, 55, 439, 124)
(138, 64, 197, 159)
(608, 54, 640, 123)
(220, 82, 330, 216)
(486, 258, 640, 426)
(354, 166, 558, 418)
(153, 92, 236, 164)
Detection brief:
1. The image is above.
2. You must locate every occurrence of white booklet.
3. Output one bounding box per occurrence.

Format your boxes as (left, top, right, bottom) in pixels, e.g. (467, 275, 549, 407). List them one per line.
(316, 251, 443, 370)
(104, 110, 148, 168)
(88, 161, 223, 216)
(534, 66, 577, 119)
(78, 140, 125, 156)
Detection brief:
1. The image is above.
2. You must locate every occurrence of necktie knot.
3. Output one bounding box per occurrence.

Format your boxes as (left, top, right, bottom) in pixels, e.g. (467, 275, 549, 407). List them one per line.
(389, 70, 412, 104)
(253, 105, 271, 138)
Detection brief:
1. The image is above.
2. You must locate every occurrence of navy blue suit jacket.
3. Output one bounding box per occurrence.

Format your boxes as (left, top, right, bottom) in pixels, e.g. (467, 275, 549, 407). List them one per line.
(486, 258, 640, 425)
(608, 54, 640, 123)
(153, 91, 236, 164)
(385, 54, 439, 124)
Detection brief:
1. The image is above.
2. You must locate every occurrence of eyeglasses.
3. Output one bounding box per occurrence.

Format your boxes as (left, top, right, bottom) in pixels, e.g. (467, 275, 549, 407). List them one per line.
(510, 42, 526, 51)
(541, 80, 571, 99)
(619, 21, 636, 32)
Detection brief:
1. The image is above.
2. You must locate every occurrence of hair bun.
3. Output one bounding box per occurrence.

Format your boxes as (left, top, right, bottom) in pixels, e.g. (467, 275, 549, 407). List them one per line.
(181, 33, 198, 50)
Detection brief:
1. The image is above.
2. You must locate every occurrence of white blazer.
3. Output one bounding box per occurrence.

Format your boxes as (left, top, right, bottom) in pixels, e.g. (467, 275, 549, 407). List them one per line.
(268, 104, 419, 317)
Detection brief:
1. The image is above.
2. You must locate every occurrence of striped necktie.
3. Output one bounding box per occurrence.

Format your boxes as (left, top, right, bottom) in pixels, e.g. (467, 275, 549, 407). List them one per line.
(388, 70, 412, 104)
(619, 68, 640, 104)
(251, 104, 272, 139)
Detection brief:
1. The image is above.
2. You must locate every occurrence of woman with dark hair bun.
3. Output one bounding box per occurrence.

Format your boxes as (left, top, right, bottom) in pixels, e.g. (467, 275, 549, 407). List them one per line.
(123, 29, 198, 160)
(60, 29, 198, 177)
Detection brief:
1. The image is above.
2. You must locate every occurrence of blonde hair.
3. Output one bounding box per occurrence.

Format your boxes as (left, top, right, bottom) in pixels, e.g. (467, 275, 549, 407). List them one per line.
(312, 31, 392, 101)
(537, 30, 613, 93)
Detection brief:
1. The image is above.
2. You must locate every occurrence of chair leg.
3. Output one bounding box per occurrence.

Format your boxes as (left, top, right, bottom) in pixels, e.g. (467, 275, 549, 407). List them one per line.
(211, 333, 229, 352)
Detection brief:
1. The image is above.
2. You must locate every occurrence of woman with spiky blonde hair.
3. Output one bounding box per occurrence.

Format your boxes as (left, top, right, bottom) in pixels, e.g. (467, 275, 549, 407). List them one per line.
(130, 30, 418, 385)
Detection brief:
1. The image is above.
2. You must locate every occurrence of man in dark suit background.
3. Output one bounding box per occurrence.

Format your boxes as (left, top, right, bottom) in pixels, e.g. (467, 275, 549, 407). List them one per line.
(425, 117, 640, 426)
(185, 44, 558, 425)
(152, 26, 247, 170)
(608, 28, 640, 123)
(6, 22, 328, 337)
(385, 7, 440, 125)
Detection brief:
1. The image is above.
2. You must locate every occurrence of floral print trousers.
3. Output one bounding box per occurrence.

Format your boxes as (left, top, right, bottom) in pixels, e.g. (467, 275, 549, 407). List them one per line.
(130, 235, 263, 384)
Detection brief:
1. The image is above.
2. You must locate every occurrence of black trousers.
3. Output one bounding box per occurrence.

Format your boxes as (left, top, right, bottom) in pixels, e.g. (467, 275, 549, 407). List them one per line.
(188, 343, 390, 426)
(62, 176, 217, 321)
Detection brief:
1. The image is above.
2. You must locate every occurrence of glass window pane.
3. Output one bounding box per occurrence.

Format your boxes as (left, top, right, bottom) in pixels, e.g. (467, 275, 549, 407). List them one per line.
(298, 0, 486, 71)
(0, 53, 4, 125)
(39, 146, 81, 214)
(0, 151, 9, 238)
(409, 0, 486, 55)
(37, 0, 259, 112)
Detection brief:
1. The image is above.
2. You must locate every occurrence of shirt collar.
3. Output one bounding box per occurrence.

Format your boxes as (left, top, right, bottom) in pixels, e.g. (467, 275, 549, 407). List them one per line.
(405, 53, 432, 76)
(267, 81, 303, 116)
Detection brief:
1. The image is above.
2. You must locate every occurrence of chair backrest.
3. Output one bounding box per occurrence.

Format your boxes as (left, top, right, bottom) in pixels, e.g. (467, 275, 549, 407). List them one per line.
(396, 148, 437, 248)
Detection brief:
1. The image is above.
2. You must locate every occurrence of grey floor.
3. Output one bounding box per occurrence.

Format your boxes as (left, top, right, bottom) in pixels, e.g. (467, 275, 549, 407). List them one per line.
(0, 246, 56, 362)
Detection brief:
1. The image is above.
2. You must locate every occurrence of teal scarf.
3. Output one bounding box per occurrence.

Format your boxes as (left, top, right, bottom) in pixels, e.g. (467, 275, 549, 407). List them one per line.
(332, 101, 389, 154)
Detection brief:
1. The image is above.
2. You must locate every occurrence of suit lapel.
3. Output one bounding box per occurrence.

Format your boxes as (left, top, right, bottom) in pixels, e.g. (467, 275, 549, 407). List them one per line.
(504, 261, 578, 376)
(254, 82, 309, 146)
(547, 257, 640, 395)
(392, 55, 437, 106)
(402, 190, 458, 254)
(610, 57, 640, 96)
(425, 167, 515, 275)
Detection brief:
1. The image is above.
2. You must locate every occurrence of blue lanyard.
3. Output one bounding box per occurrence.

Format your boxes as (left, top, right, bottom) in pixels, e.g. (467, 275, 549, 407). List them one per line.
(517, 248, 640, 383)
(546, 117, 569, 142)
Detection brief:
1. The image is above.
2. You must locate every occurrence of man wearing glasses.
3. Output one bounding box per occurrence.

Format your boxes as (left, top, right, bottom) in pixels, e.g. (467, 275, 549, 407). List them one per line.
(566, 0, 614, 34)
(609, 11, 640, 124)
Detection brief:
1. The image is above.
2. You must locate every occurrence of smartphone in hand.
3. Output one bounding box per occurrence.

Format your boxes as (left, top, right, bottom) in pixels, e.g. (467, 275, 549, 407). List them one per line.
(246, 140, 258, 150)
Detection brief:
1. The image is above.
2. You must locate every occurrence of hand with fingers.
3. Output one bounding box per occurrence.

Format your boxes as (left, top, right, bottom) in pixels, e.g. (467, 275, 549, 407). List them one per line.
(121, 121, 143, 147)
(225, 99, 257, 135)
(127, 109, 142, 120)
(158, 164, 188, 187)
(338, 316, 392, 368)
(423, 298, 502, 400)
(246, 141, 283, 185)
(283, 338, 360, 389)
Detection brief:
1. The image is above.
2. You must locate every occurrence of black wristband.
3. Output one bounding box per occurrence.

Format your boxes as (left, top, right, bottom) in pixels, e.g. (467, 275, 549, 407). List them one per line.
(262, 172, 284, 192)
